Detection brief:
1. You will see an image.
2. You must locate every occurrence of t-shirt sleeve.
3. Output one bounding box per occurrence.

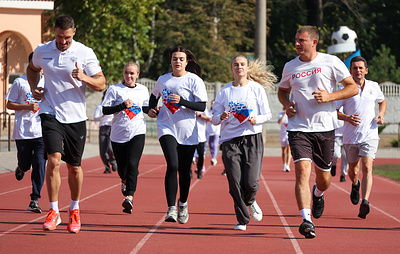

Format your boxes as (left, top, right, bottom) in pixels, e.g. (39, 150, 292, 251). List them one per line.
(332, 56, 351, 83)
(278, 64, 291, 89)
(101, 87, 115, 107)
(83, 48, 102, 77)
(374, 83, 385, 103)
(142, 87, 150, 107)
(192, 75, 208, 102)
(4, 79, 21, 102)
(152, 77, 163, 99)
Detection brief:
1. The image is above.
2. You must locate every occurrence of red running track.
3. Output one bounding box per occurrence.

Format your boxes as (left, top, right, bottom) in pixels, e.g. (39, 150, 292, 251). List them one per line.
(1, 155, 399, 253)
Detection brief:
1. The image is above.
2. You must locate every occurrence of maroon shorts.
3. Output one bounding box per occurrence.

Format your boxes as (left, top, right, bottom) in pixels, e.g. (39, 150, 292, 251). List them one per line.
(288, 130, 335, 170)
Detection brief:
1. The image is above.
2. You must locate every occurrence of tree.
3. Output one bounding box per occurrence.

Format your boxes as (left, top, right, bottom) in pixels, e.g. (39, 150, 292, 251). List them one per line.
(49, 0, 164, 84)
(367, 45, 400, 84)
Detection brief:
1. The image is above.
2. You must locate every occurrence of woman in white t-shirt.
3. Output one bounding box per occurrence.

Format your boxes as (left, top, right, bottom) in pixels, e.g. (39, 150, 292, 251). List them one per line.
(101, 62, 149, 214)
(212, 56, 277, 230)
(148, 46, 208, 224)
(278, 107, 291, 172)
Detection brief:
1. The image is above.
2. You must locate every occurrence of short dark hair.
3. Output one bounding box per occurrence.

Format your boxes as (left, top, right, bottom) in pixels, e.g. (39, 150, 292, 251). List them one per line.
(350, 56, 368, 68)
(55, 15, 75, 30)
(297, 25, 319, 41)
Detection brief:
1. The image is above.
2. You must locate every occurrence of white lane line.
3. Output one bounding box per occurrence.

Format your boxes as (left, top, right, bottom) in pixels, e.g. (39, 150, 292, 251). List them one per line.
(260, 174, 303, 254)
(0, 164, 164, 237)
(130, 165, 209, 254)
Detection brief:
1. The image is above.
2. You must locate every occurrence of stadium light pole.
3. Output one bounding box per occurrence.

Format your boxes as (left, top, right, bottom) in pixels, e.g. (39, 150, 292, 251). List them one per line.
(255, 0, 266, 62)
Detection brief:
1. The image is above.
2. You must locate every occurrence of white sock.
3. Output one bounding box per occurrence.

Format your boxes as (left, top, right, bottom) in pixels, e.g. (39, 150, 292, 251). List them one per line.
(70, 199, 79, 211)
(300, 209, 312, 222)
(50, 201, 59, 213)
(314, 186, 324, 197)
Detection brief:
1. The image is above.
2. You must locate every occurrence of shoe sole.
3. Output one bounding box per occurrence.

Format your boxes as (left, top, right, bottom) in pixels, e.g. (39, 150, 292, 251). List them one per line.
(27, 207, 42, 213)
(68, 226, 81, 233)
(165, 216, 177, 222)
(122, 199, 133, 214)
(358, 203, 370, 219)
(299, 223, 316, 238)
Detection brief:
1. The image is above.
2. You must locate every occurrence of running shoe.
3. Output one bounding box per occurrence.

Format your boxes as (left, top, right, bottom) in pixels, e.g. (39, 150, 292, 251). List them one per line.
(311, 184, 324, 219)
(350, 179, 360, 205)
(103, 168, 111, 174)
(165, 206, 177, 222)
(221, 170, 227, 176)
(111, 163, 118, 172)
(197, 171, 203, 179)
(340, 175, 346, 182)
(299, 219, 316, 238)
(177, 202, 189, 224)
(234, 222, 246, 231)
(249, 201, 263, 222)
(27, 200, 42, 213)
(15, 166, 25, 181)
(43, 209, 61, 231)
(358, 199, 370, 219)
(122, 196, 133, 214)
(67, 209, 81, 233)
(211, 158, 217, 166)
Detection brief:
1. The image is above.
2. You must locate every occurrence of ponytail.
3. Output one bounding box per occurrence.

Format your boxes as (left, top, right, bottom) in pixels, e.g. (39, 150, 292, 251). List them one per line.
(247, 59, 277, 89)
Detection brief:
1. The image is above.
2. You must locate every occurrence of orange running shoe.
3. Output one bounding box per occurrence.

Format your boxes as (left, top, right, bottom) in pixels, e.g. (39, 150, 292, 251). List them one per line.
(43, 209, 61, 231)
(67, 209, 81, 233)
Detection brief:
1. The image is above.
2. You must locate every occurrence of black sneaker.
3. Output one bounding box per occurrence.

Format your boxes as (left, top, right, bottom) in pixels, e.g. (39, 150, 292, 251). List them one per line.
(221, 170, 227, 176)
(15, 167, 25, 181)
(27, 200, 42, 213)
(312, 184, 324, 219)
(350, 180, 360, 205)
(197, 171, 203, 179)
(111, 163, 118, 172)
(358, 199, 370, 219)
(122, 196, 133, 214)
(331, 165, 336, 176)
(299, 219, 316, 238)
(103, 168, 111, 174)
(340, 175, 346, 182)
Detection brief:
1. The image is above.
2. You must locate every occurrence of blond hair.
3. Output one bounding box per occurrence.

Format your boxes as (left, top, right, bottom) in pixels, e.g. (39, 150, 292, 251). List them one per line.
(247, 59, 277, 89)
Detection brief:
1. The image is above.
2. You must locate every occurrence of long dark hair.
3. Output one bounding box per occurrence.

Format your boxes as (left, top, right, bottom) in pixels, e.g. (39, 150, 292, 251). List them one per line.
(169, 46, 202, 78)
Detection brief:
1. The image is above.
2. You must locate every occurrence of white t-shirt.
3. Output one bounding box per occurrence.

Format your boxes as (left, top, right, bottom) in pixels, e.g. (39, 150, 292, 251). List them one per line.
(5, 75, 44, 140)
(206, 108, 220, 136)
(279, 53, 351, 132)
(196, 108, 209, 143)
(101, 83, 149, 143)
(32, 40, 102, 123)
(152, 72, 208, 145)
(212, 81, 271, 143)
(278, 112, 288, 142)
(94, 103, 113, 127)
(335, 80, 385, 144)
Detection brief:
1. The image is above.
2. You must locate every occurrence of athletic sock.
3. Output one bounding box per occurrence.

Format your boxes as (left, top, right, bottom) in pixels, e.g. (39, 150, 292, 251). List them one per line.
(69, 199, 79, 211)
(300, 208, 312, 222)
(314, 186, 324, 197)
(50, 201, 59, 213)
(178, 200, 187, 207)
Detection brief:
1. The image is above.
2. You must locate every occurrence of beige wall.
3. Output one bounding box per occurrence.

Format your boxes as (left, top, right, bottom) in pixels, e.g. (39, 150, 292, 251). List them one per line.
(0, 8, 47, 111)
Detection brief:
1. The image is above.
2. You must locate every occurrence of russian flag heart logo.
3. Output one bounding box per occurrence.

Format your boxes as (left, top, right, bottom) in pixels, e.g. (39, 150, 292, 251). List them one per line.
(124, 104, 141, 119)
(229, 101, 252, 123)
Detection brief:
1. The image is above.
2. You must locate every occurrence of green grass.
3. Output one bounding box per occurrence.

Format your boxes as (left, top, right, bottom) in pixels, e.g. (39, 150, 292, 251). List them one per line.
(373, 164, 400, 182)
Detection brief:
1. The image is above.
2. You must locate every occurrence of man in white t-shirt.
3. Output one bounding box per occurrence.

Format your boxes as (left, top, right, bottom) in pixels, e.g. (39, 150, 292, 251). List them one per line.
(5, 52, 46, 214)
(27, 15, 106, 233)
(278, 25, 358, 238)
(336, 56, 386, 219)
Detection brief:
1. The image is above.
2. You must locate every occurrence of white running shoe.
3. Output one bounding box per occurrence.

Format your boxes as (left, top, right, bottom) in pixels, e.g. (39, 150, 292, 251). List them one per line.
(177, 201, 189, 224)
(165, 206, 177, 222)
(249, 201, 263, 222)
(234, 222, 247, 230)
(211, 158, 217, 166)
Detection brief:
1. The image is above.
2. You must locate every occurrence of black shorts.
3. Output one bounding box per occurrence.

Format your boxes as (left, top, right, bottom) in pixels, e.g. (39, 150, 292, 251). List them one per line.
(288, 130, 334, 171)
(40, 114, 86, 166)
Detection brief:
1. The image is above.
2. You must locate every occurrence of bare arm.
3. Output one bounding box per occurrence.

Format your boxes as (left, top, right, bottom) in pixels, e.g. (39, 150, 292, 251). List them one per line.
(313, 77, 358, 103)
(27, 61, 43, 101)
(278, 87, 296, 118)
(376, 99, 387, 124)
(72, 62, 106, 92)
(337, 109, 361, 126)
(6, 100, 39, 111)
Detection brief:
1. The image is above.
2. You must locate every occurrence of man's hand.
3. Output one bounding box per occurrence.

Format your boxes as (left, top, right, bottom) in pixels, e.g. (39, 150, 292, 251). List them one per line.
(220, 111, 230, 120)
(72, 62, 86, 81)
(347, 114, 361, 126)
(285, 101, 297, 118)
(249, 116, 257, 125)
(312, 87, 331, 103)
(375, 113, 385, 125)
(32, 88, 44, 101)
